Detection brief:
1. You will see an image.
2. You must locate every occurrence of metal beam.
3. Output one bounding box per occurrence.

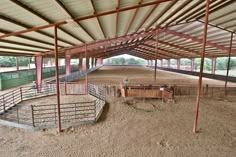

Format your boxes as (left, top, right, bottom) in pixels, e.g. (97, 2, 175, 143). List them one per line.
(193, 0, 210, 133)
(90, 0, 106, 38)
(164, 29, 236, 54)
(0, 14, 73, 46)
(166, 0, 204, 26)
(115, 0, 120, 37)
(196, 0, 235, 20)
(54, 25, 62, 132)
(146, 0, 178, 29)
(135, 3, 158, 32)
(0, 0, 173, 39)
(125, 0, 143, 35)
(9, 0, 82, 44)
(54, 0, 95, 41)
(156, 0, 192, 28)
(225, 32, 233, 95)
(0, 39, 52, 50)
(0, 28, 61, 47)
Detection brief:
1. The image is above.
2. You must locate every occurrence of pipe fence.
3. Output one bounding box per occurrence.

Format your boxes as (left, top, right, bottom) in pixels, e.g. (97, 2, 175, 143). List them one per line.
(0, 82, 105, 129)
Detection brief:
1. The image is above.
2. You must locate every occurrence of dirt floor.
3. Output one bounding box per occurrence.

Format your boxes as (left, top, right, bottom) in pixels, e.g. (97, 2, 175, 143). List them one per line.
(0, 66, 236, 157)
(84, 66, 236, 86)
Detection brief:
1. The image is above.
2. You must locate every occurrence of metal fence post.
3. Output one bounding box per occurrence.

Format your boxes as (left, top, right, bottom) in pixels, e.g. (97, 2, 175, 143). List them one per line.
(20, 87, 23, 101)
(16, 105, 19, 123)
(3, 95, 5, 112)
(31, 105, 35, 127)
(12, 91, 15, 105)
(94, 100, 96, 121)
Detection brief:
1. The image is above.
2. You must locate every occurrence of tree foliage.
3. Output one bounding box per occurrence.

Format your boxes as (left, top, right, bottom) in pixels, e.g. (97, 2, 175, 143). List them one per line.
(104, 57, 146, 65)
(0, 56, 31, 67)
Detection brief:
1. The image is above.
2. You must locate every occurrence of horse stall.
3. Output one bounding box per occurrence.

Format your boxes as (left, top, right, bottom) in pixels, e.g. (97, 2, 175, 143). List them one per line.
(120, 83, 175, 103)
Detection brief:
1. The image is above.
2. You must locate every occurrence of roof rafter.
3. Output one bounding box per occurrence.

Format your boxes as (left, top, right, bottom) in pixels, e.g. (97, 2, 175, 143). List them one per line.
(0, 28, 57, 47)
(146, 0, 178, 30)
(0, 39, 53, 50)
(125, 0, 143, 35)
(149, 39, 200, 56)
(140, 43, 187, 58)
(9, 0, 83, 44)
(54, 0, 95, 41)
(196, 0, 235, 20)
(90, 0, 106, 39)
(135, 3, 158, 32)
(0, 14, 70, 47)
(156, 0, 192, 28)
(134, 47, 169, 59)
(166, 0, 204, 27)
(164, 29, 236, 54)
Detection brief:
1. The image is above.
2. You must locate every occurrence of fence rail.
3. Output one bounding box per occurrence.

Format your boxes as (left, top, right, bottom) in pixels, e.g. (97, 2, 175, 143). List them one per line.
(31, 101, 96, 127)
(0, 81, 106, 129)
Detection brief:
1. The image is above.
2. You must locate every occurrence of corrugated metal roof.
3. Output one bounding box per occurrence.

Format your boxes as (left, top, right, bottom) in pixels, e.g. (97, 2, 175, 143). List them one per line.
(0, 0, 235, 59)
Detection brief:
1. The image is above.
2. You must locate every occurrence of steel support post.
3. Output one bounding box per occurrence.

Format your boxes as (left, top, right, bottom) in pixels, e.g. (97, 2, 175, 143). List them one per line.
(225, 33, 233, 96)
(16, 57, 19, 71)
(79, 54, 83, 71)
(154, 30, 159, 81)
(65, 54, 71, 75)
(91, 57, 94, 68)
(193, 0, 210, 133)
(35, 56, 43, 92)
(177, 59, 180, 69)
(211, 57, 216, 74)
(85, 45, 88, 95)
(191, 58, 195, 71)
(97, 58, 103, 65)
(167, 59, 170, 68)
(54, 25, 61, 132)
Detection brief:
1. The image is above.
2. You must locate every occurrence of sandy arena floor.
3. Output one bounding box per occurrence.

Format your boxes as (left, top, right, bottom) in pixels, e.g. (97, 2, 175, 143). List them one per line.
(0, 66, 235, 157)
(81, 66, 236, 86)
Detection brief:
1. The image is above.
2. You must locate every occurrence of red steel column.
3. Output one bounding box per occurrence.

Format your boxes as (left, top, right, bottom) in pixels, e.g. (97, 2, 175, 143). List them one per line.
(177, 59, 180, 70)
(154, 30, 159, 81)
(91, 57, 94, 68)
(193, 0, 210, 133)
(95, 58, 97, 67)
(79, 54, 83, 71)
(54, 25, 61, 132)
(191, 58, 195, 71)
(97, 58, 103, 65)
(85, 45, 88, 94)
(167, 59, 170, 68)
(65, 54, 71, 75)
(211, 57, 216, 74)
(225, 32, 233, 95)
(35, 56, 43, 92)
(16, 57, 19, 71)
